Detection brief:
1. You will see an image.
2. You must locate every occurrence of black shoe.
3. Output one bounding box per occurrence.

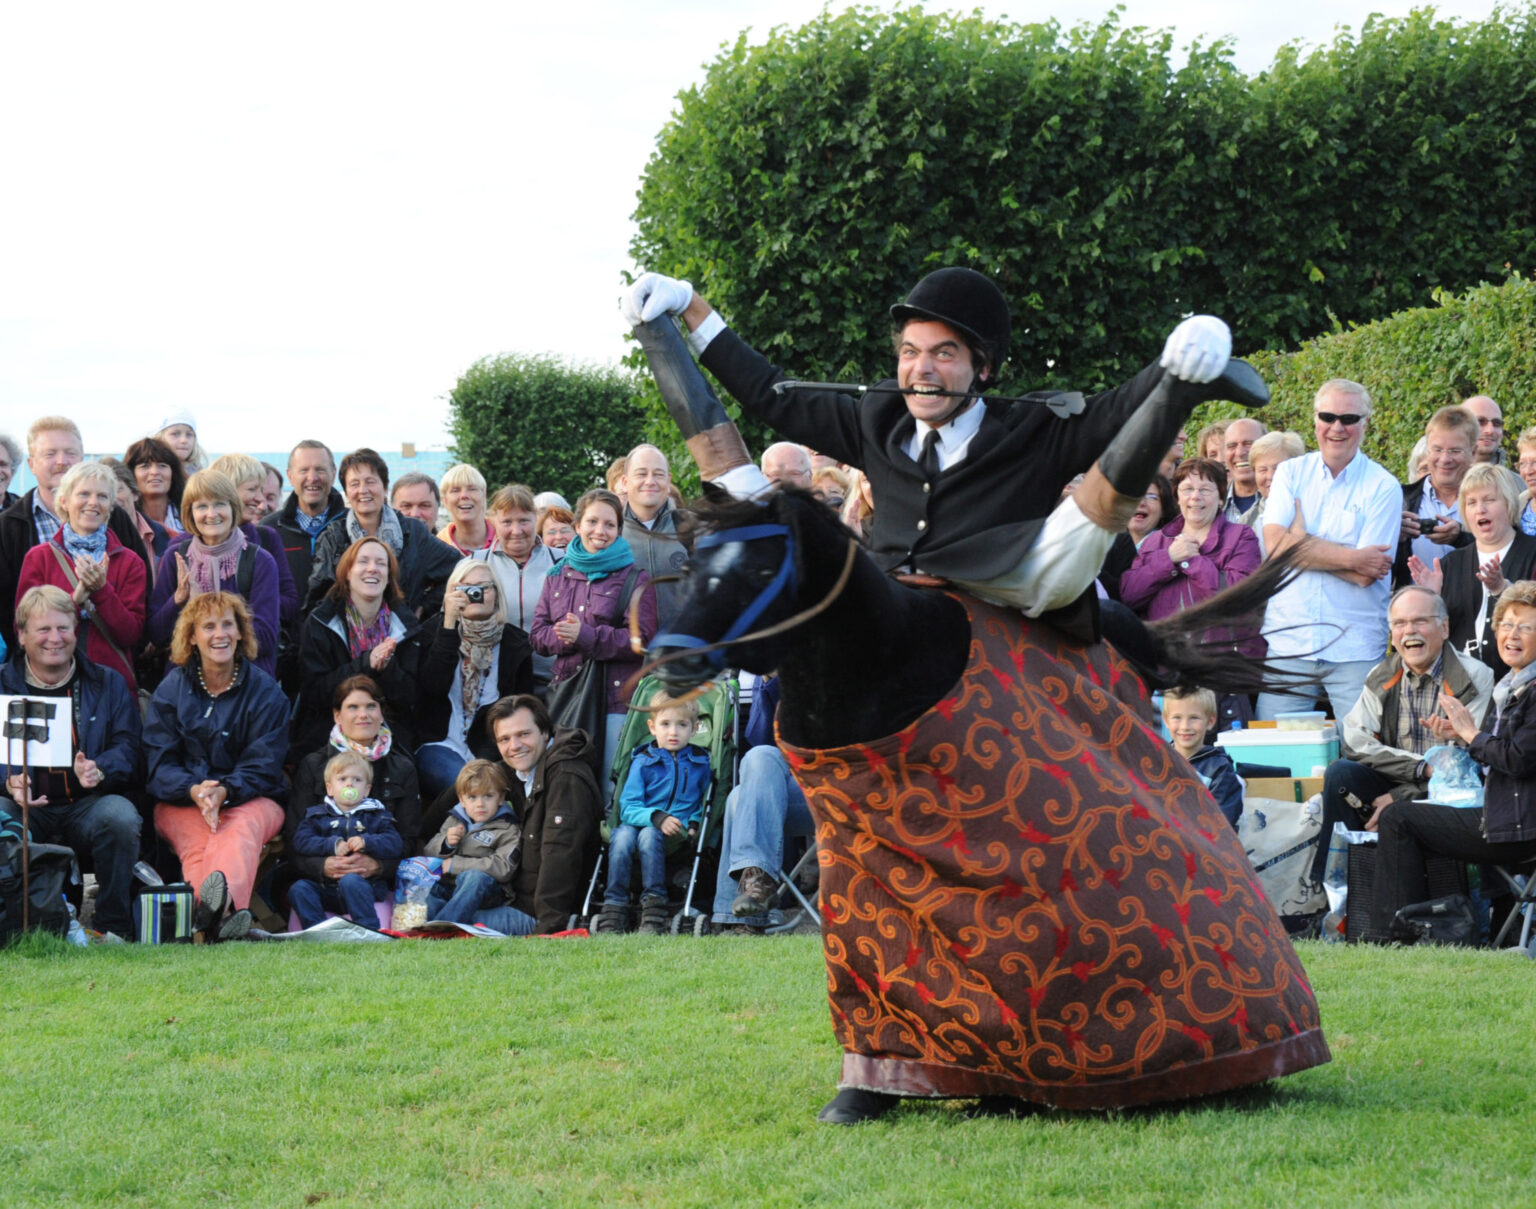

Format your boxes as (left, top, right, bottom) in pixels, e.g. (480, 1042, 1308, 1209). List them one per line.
(637, 895, 669, 936)
(594, 903, 630, 934)
(967, 1095, 1039, 1119)
(217, 909, 253, 942)
(732, 866, 778, 917)
(817, 1088, 901, 1125)
(195, 871, 230, 939)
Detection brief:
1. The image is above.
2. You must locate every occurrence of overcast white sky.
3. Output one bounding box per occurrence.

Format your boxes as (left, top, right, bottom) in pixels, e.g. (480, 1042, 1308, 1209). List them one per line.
(0, 0, 1505, 459)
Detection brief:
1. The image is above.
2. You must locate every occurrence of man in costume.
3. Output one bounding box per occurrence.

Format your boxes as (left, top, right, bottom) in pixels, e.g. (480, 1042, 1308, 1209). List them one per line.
(623, 270, 1322, 1125)
(623, 268, 1264, 641)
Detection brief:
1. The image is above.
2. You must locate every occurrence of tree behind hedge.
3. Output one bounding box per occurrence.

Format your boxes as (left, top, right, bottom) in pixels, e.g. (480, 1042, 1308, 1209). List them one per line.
(629, 5, 1536, 477)
(448, 355, 647, 503)
(1191, 274, 1536, 474)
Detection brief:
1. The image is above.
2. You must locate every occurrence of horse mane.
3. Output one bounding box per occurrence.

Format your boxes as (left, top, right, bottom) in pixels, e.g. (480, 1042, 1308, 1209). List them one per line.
(687, 483, 838, 532)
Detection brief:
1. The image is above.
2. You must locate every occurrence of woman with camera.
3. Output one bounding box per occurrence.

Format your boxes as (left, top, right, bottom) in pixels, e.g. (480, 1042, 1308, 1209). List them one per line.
(414, 558, 534, 801)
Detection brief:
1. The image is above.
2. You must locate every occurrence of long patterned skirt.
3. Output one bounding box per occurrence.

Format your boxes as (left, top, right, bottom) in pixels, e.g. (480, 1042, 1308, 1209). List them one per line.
(778, 595, 1329, 1109)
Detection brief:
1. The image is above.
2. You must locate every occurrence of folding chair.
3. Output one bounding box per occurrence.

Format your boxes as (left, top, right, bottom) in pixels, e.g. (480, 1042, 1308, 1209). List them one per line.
(1490, 860, 1536, 952)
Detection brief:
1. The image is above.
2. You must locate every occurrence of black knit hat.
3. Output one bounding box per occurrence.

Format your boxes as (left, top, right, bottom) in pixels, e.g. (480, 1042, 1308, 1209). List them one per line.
(889, 267, 1011, 376)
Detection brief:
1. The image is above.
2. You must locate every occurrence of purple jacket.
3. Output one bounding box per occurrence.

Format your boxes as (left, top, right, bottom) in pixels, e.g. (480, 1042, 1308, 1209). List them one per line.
(147, 532, 283, 677)
(531, 561, 658, 714)
(1120, 515, 1265, 657)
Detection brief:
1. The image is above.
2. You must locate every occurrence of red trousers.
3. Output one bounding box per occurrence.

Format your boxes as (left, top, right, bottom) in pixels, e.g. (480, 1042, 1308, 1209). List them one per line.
(154, 798, 284, 909)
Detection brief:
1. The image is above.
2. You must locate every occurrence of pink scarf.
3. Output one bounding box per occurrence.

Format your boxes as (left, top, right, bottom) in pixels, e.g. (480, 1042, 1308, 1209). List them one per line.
(185, 529, 247, 597)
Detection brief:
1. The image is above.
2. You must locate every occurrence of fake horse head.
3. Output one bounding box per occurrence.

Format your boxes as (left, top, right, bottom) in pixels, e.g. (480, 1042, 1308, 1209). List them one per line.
(648, 488, 848, 689)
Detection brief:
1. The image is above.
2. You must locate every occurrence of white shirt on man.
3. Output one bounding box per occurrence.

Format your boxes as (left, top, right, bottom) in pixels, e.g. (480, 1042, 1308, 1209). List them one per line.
(1261, 449, 1402, 661)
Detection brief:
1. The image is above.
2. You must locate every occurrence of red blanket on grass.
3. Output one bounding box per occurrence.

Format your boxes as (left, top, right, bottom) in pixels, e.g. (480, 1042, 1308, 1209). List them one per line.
(779, 594, 1329, 1110)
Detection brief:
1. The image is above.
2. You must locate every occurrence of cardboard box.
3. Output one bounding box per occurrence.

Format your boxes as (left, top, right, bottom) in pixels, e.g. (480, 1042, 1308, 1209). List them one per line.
(1244, 776, 1325, 803)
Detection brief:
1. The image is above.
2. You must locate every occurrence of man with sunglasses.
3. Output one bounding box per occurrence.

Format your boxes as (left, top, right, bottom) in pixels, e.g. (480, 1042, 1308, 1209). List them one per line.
(1256, 379, 1402, 721)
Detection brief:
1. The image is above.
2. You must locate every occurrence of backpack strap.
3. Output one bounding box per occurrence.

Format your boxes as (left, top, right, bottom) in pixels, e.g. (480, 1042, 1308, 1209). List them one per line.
(235, 544, 257, 599)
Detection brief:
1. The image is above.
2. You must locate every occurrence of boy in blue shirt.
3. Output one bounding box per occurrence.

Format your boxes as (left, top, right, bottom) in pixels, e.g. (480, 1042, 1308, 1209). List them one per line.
(1163, 686, 1244, 829)
(597, 692, 712, 935)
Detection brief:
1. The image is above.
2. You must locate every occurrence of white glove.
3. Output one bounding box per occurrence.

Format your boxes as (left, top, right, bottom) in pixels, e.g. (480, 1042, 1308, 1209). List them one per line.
(622, 272, 694, 327)
(1160, 315, 1231, 384)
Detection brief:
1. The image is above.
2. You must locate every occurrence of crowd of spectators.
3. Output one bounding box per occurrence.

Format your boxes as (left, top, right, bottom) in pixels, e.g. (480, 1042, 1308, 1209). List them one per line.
(2, 387, 1534, 946)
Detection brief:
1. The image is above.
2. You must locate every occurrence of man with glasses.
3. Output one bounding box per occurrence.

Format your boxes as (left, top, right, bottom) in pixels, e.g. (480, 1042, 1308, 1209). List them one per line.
(1309, 585, 1493, 886)
(1461, 395, 1505, 466)
(1256, 379, 1402, 720)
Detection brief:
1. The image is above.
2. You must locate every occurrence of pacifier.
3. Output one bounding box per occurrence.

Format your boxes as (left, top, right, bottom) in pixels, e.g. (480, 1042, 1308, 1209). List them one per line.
(339, 786, 360, 803)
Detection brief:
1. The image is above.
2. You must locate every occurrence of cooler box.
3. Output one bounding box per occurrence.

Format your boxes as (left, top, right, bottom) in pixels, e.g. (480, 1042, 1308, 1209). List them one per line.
(1216, 724, 1339, 778)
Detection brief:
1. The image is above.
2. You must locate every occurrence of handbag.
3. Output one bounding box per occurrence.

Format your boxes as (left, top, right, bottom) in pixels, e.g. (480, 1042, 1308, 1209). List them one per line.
(545, 566, 642, 741)
(1388, 893, 1477, 946)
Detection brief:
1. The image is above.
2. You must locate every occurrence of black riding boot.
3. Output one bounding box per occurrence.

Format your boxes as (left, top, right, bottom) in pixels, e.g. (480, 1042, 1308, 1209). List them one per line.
(1077, 360, 1268, 530)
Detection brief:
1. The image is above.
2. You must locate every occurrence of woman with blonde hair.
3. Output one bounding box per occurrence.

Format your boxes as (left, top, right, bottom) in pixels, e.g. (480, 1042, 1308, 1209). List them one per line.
(147, 469, 282, 676)
(144, 591, 289, 940)
(209, 452, 299, 629)
(1411, 462, 1536, 676)
(16, 460, 147, 691)
(437, 463, 494, 555)
(415, 557, 535, 798)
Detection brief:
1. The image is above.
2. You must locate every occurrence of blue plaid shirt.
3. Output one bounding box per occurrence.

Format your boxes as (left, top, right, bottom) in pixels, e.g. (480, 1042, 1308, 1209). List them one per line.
(31, 495, 63, 545)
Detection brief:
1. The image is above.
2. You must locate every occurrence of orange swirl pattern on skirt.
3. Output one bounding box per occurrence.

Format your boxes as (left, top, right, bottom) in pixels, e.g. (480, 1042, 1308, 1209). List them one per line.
(778, 595, 1330, 1109)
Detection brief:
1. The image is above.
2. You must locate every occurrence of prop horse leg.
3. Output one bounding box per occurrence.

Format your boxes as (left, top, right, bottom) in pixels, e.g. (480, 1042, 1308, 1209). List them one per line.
(1076, 360, 1268, 530)
(632, 317, 753, 483)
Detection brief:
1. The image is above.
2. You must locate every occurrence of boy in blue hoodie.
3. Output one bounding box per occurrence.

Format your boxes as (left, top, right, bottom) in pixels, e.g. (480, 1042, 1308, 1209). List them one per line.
(289, 751, 405, 928)
(423, 759, 521, 924)
(1163, 685, 1244, 829)
(597, 692, 712, 935)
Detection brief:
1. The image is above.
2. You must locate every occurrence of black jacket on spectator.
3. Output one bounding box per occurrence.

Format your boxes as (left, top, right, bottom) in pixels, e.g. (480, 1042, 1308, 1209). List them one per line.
(1440, 534, 1536, 677)
(261, 487, 345, 608)
(293, 598, 425, 756)
(415, 613, 536, 758)
(1097, 532, 1139, 604)
(623, 501, 692, 628)
(0, 487, 152, 642)
(1469, 679, 1536, 845)
(1391, 476, 1475, 590)
(303, 508, 460, 618)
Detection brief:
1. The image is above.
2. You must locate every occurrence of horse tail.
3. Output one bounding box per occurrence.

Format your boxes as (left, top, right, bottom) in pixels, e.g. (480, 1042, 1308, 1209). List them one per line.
(1130, 541, 1332, 697)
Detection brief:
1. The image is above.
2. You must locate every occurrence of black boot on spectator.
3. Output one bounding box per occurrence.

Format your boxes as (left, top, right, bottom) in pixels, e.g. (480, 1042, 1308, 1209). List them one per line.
(637, 895, 669, 936)
(731, 866, 778, 917)
(218, 909, 253, 942)
(817, 1088, 901, 1125)
(195, 871, 230, 942)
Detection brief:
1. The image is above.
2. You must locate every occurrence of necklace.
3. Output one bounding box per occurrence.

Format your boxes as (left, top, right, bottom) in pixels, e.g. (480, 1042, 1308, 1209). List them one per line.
(195, 656, 239, 698)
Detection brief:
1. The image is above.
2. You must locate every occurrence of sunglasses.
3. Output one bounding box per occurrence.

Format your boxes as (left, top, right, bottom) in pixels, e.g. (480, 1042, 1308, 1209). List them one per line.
(1315, 411, 1365, 427)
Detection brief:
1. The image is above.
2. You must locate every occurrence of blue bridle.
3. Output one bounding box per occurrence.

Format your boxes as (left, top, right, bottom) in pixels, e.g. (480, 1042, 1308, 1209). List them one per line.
(649, 522, 798, 671)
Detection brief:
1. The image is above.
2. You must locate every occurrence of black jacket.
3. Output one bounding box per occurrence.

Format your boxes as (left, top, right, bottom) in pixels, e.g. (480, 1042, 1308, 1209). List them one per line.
(1470, 680, 1536, 845)
(415, 613, 535, 755)
(1391, 476, 1476, 590)
(0, 653, 143, 799)
(261, 488, 346, 607)
(303, 508, 461, 618)
(293, 597, 425, 755)
(1440, 534, 1536, 677)
(0, 488, 152, 642)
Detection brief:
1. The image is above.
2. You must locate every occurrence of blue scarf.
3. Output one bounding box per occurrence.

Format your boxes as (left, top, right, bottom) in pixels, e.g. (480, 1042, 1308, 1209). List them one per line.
(60, 525, 108, 563)
(554, 534, 634, 582)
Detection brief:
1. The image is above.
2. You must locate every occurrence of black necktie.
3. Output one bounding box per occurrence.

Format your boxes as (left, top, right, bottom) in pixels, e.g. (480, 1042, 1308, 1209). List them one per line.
(920, 429, 942, 481)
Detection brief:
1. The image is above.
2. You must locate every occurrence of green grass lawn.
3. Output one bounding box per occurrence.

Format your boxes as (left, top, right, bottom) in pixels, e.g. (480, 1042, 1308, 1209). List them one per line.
(1, 934, 1530, 1209)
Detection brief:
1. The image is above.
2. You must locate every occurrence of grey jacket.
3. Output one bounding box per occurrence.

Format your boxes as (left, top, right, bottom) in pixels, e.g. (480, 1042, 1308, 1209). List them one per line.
(1341, 647, 1494, 793)
(622, 501, 692, 628)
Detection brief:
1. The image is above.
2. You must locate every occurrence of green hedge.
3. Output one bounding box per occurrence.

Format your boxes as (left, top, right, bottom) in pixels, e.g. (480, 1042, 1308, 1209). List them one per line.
(1194, 273, 1536, 472)
(448, 354, 647, 503)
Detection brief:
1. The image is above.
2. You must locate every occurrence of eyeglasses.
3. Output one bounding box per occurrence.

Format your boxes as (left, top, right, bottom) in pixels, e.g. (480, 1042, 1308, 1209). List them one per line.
(1495, 620, 1536, 637)
(1517, 459, 1536, 474)
(1315, 412, 1365, 427)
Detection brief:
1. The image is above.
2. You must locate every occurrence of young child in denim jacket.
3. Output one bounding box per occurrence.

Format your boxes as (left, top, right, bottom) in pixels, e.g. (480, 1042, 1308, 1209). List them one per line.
(597, 692, 711, 935)
(289, 751, 404, 928)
